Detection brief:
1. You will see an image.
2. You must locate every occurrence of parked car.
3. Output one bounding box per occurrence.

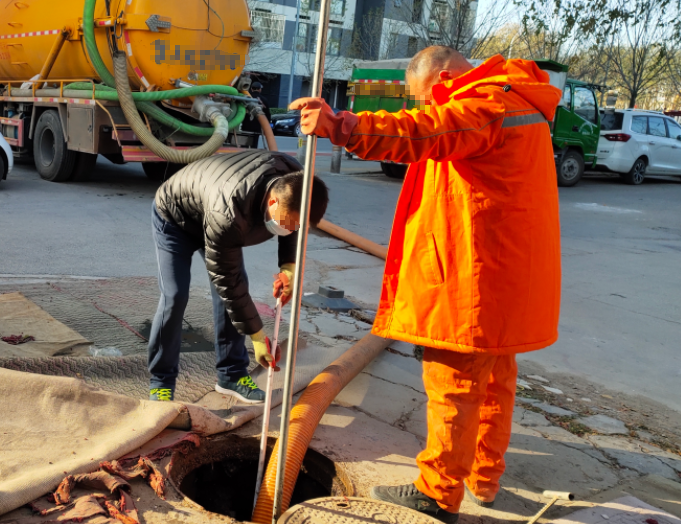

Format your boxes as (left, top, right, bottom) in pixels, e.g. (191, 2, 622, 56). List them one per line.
(0, 133, 13, 185)
(596, 109, 681, 184)
(271, 108, 341, 136)
(271, 110, 301, 136)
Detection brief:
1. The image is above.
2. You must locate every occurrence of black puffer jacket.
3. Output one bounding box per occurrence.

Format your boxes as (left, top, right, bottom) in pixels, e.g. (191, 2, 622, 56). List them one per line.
(155, 150, 303, 335)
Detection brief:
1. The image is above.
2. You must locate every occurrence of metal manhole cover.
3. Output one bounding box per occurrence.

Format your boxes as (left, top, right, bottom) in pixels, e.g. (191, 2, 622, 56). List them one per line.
(277, 497, 440, 523)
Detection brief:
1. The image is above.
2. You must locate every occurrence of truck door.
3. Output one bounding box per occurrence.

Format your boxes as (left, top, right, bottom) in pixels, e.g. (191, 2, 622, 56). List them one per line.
(572, 87, 600, 165)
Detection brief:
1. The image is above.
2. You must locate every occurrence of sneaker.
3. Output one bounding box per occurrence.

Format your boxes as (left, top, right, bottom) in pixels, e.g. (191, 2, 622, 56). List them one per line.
(370, 483, 459, 523)
(149, 388, 174, 401)
(215, 375, 265, 404)
(464, 483, 495, 508)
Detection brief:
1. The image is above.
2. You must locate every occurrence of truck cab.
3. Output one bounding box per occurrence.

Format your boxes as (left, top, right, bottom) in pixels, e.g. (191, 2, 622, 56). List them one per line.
(535, 60, 603, 186)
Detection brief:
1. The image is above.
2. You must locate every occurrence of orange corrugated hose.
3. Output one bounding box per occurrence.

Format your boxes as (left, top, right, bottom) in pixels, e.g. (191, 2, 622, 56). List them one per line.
(251, 333, 392, 523)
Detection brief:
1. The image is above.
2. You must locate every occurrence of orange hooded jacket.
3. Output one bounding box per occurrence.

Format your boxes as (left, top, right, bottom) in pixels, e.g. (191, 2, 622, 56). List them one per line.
(345, 55, 562, 355)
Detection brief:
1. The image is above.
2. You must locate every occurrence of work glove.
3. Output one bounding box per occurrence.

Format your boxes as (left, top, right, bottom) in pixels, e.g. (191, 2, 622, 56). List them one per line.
(250, 329, 281, 371)
(288, 97, 358, 147)
(273, 263, 294, 306)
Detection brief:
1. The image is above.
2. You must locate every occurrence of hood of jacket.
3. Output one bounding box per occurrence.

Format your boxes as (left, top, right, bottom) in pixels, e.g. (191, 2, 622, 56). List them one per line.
(432, 54, 562, 121)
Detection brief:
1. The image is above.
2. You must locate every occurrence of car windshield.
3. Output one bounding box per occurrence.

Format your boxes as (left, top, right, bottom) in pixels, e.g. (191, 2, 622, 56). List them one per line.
(600, 112, 624, 131)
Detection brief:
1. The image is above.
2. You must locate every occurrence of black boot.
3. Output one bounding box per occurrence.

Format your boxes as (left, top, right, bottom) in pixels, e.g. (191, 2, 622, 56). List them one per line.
(370, 483, 459, 523)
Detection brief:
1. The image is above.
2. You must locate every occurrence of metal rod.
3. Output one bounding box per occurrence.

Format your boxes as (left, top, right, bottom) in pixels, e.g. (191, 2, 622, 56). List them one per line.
(38, 29, 69, 81)
(271, 0, 332, 520)
(287, 0, 302, 106)
(253, 297, 282, 511)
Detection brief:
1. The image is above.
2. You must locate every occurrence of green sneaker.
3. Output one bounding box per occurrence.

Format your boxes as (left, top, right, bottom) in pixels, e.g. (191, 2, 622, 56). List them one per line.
(215, 375, 265, 404)
(149, 388, 174, 401)
(370, 483, 458, 523)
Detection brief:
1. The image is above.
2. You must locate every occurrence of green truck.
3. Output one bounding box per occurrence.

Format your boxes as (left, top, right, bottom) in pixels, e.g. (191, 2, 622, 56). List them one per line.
(346, 58, 603, 186)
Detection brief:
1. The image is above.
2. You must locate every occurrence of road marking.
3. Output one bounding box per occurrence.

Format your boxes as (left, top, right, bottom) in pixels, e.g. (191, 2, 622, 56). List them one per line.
(574, 203, 642, 214)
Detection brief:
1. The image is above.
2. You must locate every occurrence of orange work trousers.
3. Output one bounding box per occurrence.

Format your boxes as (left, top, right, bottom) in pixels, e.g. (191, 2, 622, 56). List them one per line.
(414, 348, 517, 513)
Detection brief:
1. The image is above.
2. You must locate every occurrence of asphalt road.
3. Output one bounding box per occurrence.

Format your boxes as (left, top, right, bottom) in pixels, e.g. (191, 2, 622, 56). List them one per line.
(1, 158, 680, 414)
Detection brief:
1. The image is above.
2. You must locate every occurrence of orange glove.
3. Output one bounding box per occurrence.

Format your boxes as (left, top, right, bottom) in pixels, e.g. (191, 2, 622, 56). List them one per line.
(273, 264, 293, 306)
(289, 97, 359, 146)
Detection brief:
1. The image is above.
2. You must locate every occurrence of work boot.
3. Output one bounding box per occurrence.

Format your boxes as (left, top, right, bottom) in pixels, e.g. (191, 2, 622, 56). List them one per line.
(215, 375, 265, 404)
(464, 483, 495, 508)
(149, 388, 174, 401)
(370, 483, 459, 523)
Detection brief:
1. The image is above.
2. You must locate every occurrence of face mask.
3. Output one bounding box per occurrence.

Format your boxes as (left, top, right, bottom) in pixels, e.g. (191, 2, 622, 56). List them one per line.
(264, 205, 293, 236)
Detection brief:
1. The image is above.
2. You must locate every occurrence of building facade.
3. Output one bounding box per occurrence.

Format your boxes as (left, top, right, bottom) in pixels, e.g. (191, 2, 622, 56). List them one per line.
(246, 0, 478, 109)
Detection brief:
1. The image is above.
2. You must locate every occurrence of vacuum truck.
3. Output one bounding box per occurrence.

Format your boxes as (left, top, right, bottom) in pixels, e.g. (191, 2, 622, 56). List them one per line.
(0, 0, 273, 182)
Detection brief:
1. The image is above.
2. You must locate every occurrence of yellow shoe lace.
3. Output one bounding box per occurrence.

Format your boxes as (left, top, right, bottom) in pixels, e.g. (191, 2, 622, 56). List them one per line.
(150, 388, 173, 401)
(237, 376, 259, 390)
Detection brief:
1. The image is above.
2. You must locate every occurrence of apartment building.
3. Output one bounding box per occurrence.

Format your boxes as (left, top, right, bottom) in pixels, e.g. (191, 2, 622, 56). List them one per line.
(246, 0, 478, 109)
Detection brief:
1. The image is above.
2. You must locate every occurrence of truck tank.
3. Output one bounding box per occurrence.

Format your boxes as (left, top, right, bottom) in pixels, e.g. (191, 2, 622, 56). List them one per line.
(0, 0, 251, 90)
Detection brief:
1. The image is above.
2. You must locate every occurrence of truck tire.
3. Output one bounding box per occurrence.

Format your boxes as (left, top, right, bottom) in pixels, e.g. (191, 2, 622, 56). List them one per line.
(33, 110, 76, 182)
(620, 157, 646, 185)
(381, 162, 407, 179)
(71, 153, 98, 182)
(142, 162, 185, 182)
(556, 149, 584, 187)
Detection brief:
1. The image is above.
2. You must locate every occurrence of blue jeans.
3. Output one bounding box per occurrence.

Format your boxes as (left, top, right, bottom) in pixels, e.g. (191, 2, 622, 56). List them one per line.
(148, 202, 250, 390)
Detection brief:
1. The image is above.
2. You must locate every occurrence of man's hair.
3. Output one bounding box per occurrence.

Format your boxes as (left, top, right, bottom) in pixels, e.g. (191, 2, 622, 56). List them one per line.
(271, 172, 329, 226)
(406, 45, 470, 80)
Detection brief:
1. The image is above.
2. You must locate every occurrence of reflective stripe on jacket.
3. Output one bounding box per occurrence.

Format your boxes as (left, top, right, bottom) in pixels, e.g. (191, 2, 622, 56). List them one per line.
(345, 55, 563, 354)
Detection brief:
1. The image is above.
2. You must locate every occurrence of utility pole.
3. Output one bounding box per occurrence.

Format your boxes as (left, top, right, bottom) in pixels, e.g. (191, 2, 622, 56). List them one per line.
(287, 0, 302, 106)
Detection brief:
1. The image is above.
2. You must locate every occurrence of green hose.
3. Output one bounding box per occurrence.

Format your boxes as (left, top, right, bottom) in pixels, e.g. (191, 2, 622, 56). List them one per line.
(82, 0, 246, 135)
(65, 83, 246, 135)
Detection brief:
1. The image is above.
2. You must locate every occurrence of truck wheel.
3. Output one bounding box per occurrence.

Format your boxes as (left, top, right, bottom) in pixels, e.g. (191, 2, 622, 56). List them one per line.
(142, 162, 184, 182)
(33, 110, 76, 182)
(71, 153, 98, 182)
(620, 157, 646, 185)
(381, 162, 407, 179)
(557, 150, 584, 187)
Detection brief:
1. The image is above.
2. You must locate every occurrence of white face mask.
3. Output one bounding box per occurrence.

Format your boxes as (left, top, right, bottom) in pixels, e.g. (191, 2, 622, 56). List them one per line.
(264, 201, 293, 236)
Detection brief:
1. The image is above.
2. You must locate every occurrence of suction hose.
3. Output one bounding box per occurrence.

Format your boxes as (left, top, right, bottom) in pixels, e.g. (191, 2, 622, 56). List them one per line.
(113, 52, 228, 163)
(251, 334, 392, 523)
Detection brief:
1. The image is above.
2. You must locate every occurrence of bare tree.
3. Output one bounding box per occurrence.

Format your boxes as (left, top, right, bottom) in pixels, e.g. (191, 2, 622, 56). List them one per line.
(244, 3, 288, 72)
(605, 0, 672, 108)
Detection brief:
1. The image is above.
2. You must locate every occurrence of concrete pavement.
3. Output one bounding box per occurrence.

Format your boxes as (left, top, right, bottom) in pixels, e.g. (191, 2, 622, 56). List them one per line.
(1, 157, 681, 522)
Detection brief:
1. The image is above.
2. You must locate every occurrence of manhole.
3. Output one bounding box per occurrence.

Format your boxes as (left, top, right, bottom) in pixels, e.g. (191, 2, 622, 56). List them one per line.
(279, 497, 440, 523)
(168, 434, 353, 522)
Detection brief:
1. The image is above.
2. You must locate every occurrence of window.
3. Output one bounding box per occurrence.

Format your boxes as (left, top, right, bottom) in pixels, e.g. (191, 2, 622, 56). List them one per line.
(296, 23, 342, 55)
(561, 85, 571, 110)
(666, 119, 681, 140)
(301, 0, 344, 14)
(600, 111, 623, 131)
(327, 27, 342, 56)
(251, 11, 286, 48)
(648, 116, 667, 137)
(429, 0, 450, 33)
(573, 87, 597, 123)
(407, 36, 419, 57)
(631, 116, 647, 134)
(412, 0, 424, 23)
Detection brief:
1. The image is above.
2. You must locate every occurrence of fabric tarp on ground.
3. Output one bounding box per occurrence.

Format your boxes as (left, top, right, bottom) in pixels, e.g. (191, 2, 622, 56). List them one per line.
(0, 293, 91, 357)
(0, 336, 355, 516)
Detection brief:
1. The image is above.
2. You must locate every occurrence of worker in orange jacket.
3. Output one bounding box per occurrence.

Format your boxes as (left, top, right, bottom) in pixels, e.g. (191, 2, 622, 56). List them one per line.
(291, 46, 562, 522)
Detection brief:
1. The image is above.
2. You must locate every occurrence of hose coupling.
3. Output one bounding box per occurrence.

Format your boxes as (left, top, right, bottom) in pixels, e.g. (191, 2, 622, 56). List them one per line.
(192, 95, 233, 123)
(246, 101, 265, 121)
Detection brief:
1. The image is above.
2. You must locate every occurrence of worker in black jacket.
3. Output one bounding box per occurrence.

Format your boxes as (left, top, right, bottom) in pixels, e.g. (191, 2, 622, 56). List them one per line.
(148, 150, 329, 402)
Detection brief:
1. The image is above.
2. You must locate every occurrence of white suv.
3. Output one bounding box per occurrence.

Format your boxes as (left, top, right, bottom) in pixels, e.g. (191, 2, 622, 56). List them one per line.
(596, 109, 681, 185)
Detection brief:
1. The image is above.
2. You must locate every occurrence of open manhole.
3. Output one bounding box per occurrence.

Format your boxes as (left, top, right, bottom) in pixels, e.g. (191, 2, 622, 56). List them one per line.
(168, 434, 353, 522)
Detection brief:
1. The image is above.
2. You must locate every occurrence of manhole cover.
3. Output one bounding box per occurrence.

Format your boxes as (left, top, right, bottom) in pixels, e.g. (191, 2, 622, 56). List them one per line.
(278, 497, 440, 523)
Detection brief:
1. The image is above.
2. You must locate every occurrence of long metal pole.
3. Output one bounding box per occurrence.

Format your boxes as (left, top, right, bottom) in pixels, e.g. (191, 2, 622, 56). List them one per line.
(287, 0, 302, 106)
(272, 1, 332, 522)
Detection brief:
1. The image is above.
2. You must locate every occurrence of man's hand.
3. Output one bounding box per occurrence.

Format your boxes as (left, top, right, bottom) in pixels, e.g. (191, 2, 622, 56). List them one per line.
(250, 330, 281, 371)
(273, 263, 294, 306)
(289, 98, 359, 147)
